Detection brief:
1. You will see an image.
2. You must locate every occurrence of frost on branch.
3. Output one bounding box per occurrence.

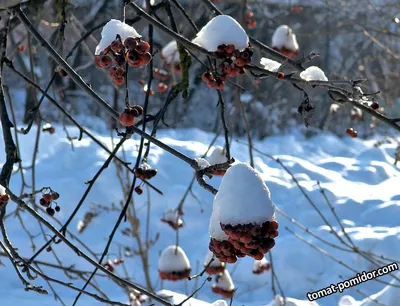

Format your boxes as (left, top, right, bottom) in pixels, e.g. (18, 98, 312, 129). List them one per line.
(260, 57, 282, 72)
(212, 270, 235, 298)
(271, 25, 299, 58)
(299, 66, 328, 82)
(158, 245, 191, 281)
(192, 15, 249, 52)
(204, 250, 225, 275)
(209, 163, 278, 263)
(95, 19, 141, 55)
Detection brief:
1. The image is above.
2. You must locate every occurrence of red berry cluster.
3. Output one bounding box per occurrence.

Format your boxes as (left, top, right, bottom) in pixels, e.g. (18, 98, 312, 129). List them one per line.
(346, 128, 358, 138)
(205, 265, 225, 275)
(119, 105, 144, 127)
(209, 220, 279, 263)
(95, 36, 152, 86)
(245, 12, 257, 29)
(0, 193, 10, 207)
(159, 268, 191, 281)
(134, 167, 157, 181)
(202, 44, 252, 90)
(211, 286, 234, 299)
(39, 191, 60, 217)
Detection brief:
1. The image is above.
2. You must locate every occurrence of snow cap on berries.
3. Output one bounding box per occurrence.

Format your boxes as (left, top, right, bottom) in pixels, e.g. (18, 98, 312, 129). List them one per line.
(158, 245, 190, 273)
(253, 256, 268, 272)
(299, 66, 328, 82)
(95, 19, 141, 55)
(213, 270, 234, 291)
(205, 250, 225, 268)
(192, 15, 249, 52)
(211, 301, 228, 306)
(208, 205, 229, 241)
(271, 25, 299, 51)
(215, 162, 275, 226)
(208, 146, 228, 165)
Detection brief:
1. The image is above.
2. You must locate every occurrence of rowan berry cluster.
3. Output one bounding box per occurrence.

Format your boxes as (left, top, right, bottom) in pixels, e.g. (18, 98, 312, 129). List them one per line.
(39, 191, 60, 216)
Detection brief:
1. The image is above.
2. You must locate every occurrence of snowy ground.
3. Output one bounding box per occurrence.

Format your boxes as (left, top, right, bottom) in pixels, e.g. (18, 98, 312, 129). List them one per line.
(1, 125, 400, 306)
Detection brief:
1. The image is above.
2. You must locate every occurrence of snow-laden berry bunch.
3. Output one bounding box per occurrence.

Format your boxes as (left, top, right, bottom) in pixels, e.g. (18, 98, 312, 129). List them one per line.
(209, 162, 278, 263)
(161, 209, 183, 230)
(94, 20, 152, 86)
(0, 185, 10, 208)
(39, 189, 61, 216)
(207, 146, 229, 176)
(204, 250, 225, 275)
(211, 270, 235, 298)
(158, 245, 191, 281)
(271, 25, 299, 59)
(192, 15, 251, 90)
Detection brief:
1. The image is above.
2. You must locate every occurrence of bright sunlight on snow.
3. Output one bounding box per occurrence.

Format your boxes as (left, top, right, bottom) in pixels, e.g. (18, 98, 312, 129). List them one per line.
(299, 66, 328, 82)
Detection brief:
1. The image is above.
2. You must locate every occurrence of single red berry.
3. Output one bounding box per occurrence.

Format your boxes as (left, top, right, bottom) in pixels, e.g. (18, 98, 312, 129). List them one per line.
(51, 192, 60, 200)
(139, 52, 152, 66)
(134, 186, 143, 195)
(124, 37, 138, 50)
(370, 102, 379, 110)
(46, 246, 52, 252)
(225, 44, 236, 55)
(110, 40, 124, 52)
(100, 55, 112, 68)
(57, 68, 68, 77)
(235, 58, 247, 67)
(108, 67, 118, 77)
(113, 76, 125, 86)
(126, 50, 141, 66)
(136, 41, 150, 53)
(2, 194, 10, 202)
(40, 198, 50, 207)
(94, 55, 103, 68)
(46, 207, 55, 216)
(202, 72, 213, 83)
(55, 206, 61, 212)
(119, 109, 135, 126)
(346, 128, 358, 138)
(43, 194, 52, 202)
(215, 77, 225, 90)
(277, 72, 285, 79)
(115, 67, 126, 78)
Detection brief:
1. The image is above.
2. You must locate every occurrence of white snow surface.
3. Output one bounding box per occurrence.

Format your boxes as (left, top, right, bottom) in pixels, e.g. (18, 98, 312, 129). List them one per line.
(211, 300, 227, 306)
(267, 295, 319, 306)
(3, 123, 400, 306)
(95, 19, 141, 55)
(260, 57, 282, 72)
(271, 25, 299, 51)
(204, 250, 224, 267)
(192, 15, 249, 51)
(208, 204, 229, 240)
(213, 270, 234, 291)
(161, 40, 180, 65)
(0, 184, 5, 195)
(299, 66, 328, 82)
(158, 245, 191, 272)
(215, 162, 275, 225)
(207, 146, 228, 165)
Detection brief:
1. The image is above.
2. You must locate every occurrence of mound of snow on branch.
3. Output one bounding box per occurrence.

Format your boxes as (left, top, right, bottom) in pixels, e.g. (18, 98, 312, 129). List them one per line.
(260, 58, 282, 72)
(209, 204, 229, 241)
(158, 245, 190, 272)
(272, 25, 299, 51)
(215, 162, 275, 225)
(213, 270, 235, 291)
(208, 146, 228, 165)
(204, 250, 224, 267)
(95, 19, 141, 55)
(300, 66, 328, 81)
(161, 40, 180, 65)
(192, 15, 249, 51)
